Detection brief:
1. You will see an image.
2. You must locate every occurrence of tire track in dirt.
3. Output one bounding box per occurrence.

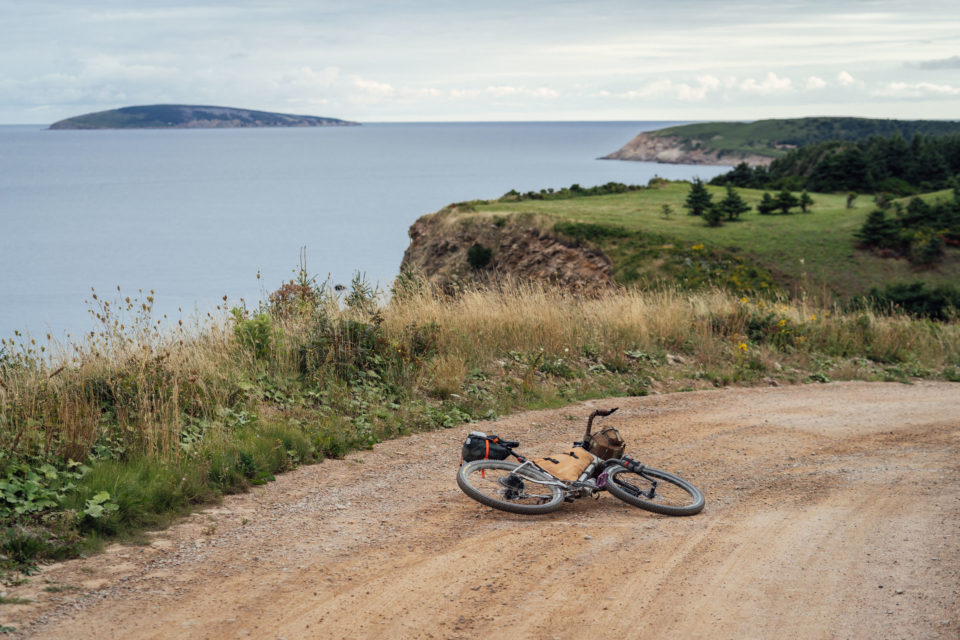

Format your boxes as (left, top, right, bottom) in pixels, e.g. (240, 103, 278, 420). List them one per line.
(3, 381, 958, 639)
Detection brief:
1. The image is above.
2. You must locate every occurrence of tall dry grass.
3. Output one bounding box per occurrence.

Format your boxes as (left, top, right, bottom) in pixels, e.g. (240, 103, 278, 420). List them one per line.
(2, 282, 959, 467)
(383, 283, 959, 377)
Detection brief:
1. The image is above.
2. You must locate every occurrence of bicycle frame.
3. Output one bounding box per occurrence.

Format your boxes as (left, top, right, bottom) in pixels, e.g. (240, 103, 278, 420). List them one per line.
(506, 451, 664, 502)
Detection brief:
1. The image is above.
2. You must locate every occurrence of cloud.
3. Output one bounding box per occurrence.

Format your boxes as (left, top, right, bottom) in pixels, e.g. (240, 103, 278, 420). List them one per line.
(451, 86, 559, 99)
(738, 72, 792, 95)
(837, 71, 856, 86)
(873, 81, 960, 97)
(603, 75, 720, 102)
(806, 76, 827, 90)
(905, 55, 960, 70)
(277, 66, 340, 93)
(350, 76, 395, 97)
(484, 85, 558, 98)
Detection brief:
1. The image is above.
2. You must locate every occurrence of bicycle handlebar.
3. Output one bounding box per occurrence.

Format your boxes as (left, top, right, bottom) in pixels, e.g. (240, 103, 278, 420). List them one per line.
(584, 407, 618, 436)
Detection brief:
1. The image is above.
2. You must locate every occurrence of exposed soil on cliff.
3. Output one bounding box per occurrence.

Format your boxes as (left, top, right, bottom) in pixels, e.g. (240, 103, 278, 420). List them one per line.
(400, 208, 614, 290)
(602, 132, 775, 167)
(4, 382, 958, 639)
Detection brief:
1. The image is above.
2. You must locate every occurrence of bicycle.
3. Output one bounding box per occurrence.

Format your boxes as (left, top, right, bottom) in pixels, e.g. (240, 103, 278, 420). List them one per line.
(456, 408, 705, 516)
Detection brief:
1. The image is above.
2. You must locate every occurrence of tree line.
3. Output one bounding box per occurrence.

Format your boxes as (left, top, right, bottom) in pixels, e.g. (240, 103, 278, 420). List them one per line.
(711, 133, 960, 195)
(856, 187, 960, 266)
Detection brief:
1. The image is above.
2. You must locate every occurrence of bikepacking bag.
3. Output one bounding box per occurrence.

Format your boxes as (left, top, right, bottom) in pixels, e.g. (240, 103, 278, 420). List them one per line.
(533, 447, 597, 482)
(461, 432, 511, 465)
(583, 427, 626, 460)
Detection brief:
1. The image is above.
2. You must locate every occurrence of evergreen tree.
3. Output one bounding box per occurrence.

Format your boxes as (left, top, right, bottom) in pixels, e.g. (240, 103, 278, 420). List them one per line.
(723, 162, 754, 187)
(757, 192, 777, 215)
(718, 185, 751, 221)
(856, 209, 897, 248)
(775, 188, 800, 214)
(684, 178, 713, 216)
(704, 203, 724, 227)
(799, 190, 814, 213)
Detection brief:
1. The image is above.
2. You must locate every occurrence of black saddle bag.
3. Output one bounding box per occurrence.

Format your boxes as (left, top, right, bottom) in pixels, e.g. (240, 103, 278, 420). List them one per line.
(461, 432, 511, 465)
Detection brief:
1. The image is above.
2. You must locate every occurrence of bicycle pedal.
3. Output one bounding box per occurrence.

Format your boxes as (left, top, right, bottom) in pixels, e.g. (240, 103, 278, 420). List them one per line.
(564, 496, 575, 503)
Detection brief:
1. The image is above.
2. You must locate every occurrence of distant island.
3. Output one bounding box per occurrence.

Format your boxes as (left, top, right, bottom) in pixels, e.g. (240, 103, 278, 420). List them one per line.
(49, 104, 358, 130)
(603, 116, 960, 167)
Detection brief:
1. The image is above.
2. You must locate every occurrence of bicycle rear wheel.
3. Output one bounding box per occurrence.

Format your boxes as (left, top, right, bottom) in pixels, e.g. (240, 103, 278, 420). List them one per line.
(457, 460, 564, 515)
(605, 465, 704, 516)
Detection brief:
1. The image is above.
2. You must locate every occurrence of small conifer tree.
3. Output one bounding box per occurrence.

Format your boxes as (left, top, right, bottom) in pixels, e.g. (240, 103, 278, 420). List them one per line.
(684, 178, 713, 216)
(799, 190, 814, 213)
(776, 188, 800, 214)
(855, 209, 897, 248)
(703, 203, 724, 227)
(757, 192, 777, 215)
(718, 185, 751, 221)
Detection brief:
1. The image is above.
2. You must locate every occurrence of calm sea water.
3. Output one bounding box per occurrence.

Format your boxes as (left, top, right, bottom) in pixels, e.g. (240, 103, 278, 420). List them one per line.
(0, 122, 726, 339)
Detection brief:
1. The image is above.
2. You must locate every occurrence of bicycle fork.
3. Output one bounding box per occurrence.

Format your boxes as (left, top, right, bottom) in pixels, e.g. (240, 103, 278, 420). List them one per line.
(599, 456, 660, 499)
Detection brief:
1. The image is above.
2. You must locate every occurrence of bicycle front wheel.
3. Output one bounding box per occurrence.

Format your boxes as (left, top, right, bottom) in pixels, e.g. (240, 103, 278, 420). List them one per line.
(605, 465, 704, 516)
(457, 460, 564, 515)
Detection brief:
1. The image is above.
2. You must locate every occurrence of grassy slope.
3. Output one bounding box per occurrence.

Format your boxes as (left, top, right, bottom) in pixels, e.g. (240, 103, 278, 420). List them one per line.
(646, 117, 960, 159)
(474, 183, 960, 297)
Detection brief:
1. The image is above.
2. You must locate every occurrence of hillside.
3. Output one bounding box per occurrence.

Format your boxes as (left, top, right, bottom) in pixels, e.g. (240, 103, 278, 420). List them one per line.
(603, 117, 960, 167)
(49, 104, 358, 129)
(401, 182, 960, 298)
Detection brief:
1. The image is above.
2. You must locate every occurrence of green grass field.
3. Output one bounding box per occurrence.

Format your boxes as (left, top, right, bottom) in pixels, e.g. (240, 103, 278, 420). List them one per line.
(473, 182, 959, 298)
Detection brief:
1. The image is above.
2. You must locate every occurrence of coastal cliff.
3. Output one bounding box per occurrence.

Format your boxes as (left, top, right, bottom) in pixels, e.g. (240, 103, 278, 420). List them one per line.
(399, 207, 613, 290)
(601, 132, 774, 167)
(602, 117, 960, 168)
(49, 104, 358, 129)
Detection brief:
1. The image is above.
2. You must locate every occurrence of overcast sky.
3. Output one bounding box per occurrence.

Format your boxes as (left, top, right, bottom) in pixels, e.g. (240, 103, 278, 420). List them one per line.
(2, 0, 959, 123)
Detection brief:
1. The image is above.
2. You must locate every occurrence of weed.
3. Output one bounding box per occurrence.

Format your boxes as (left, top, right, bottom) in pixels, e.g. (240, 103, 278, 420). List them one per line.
(43, 584, 79, 593)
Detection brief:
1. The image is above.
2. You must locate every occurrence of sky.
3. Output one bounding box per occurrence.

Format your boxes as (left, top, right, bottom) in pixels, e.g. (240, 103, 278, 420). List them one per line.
(1, 0, 959, 124)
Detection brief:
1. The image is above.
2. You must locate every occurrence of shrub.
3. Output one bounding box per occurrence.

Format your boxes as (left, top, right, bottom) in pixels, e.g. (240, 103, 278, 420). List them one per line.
(467, 243, 493, 270)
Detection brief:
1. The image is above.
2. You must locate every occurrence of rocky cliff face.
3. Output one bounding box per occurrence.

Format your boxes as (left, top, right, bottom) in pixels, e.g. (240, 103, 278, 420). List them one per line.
(602, 132, 774, 167)
(399, 208, 613, 290)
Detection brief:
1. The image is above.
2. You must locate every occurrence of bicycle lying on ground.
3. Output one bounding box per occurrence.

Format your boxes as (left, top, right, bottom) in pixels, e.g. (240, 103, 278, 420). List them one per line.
(457, 408, 704, 516)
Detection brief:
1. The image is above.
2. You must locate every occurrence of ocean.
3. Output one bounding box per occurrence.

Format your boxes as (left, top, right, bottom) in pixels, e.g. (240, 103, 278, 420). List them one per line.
(0, 122, 727, 339)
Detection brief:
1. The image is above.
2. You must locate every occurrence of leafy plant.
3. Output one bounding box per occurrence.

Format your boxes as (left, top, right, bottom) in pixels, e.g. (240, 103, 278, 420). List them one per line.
(77, 491, 119, 521)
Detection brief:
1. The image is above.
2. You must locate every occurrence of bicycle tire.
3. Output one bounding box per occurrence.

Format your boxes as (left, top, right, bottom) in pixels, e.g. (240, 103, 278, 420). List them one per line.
(457, 460, 564, 515)
(605, 465, 704, 516)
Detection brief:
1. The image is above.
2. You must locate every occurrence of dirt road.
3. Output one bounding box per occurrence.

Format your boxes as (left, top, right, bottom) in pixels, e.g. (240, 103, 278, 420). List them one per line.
(4, 382, 959, 639)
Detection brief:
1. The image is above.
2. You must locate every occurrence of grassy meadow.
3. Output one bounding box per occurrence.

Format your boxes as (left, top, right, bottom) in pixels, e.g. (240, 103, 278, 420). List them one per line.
(1, 275, 959, 576)
(472, 182, 960, 297)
